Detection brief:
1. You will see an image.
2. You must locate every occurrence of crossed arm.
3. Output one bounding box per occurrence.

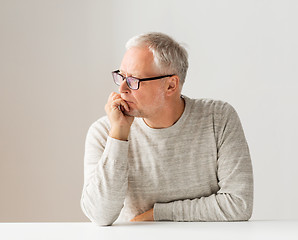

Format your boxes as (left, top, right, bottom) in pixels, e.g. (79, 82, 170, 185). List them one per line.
(132, 103, 253, 222)
(81, 103, 253, 225)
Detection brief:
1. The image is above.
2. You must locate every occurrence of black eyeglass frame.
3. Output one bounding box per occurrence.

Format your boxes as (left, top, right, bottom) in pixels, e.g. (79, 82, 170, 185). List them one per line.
(112, 70, 174, 90)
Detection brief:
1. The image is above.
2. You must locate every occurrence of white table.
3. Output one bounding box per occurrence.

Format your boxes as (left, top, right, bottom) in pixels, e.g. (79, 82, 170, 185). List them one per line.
(1, 221, 297, 240)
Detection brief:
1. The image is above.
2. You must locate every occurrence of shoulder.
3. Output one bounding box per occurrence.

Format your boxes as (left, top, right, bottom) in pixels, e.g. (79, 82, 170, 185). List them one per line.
(86, 115, 111, 140)
(185, 96, 235, 117)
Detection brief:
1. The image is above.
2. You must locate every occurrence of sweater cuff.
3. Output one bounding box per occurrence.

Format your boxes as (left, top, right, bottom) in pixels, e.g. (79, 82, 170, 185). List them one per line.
(101, 136, 129, 169)
(153, 202, 174, 221)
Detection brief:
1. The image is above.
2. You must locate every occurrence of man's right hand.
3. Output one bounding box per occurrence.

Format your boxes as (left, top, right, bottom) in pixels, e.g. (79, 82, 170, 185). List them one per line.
(105, 92, 134, 141)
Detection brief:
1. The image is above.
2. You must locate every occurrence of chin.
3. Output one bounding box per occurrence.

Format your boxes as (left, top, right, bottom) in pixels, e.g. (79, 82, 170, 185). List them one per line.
(123, 109, 143, 118)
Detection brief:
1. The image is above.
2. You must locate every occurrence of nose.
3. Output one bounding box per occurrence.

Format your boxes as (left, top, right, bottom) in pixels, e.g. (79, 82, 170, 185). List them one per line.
(119, 77, 130, 93)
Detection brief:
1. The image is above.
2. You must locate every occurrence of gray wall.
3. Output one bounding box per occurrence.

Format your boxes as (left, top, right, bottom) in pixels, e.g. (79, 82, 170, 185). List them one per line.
(1, 0, 297, 221)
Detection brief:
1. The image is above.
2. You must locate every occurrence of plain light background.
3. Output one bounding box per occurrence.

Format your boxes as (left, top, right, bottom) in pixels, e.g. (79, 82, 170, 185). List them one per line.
(0, 0, 297, 222)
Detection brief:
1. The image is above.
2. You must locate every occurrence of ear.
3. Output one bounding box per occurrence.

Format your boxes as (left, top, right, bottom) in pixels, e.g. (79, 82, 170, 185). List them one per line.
(166, 75, 180, 96)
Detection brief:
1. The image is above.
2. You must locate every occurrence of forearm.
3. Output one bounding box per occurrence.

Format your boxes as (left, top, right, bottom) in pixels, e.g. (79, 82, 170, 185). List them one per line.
(153, 150, 254, 222)
(81, 136, 129, 226)
(109, 126, 130, 141)
(154, 191, 253, 222)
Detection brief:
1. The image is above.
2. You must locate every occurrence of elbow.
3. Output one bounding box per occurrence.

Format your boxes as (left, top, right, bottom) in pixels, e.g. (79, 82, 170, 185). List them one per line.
(225, 193, 253, 221)
(242, 202, 253, 221)
(225, 207, 252, 222)
(91, 218, 115, 227)
(236, 207, 252, 221)
(81, 204, 116, 226)
(232, 196, 253, 221)
(80, 196, 118, 227)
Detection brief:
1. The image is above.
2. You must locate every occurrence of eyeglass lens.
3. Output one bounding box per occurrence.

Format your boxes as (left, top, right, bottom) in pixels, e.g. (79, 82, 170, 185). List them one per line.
(113, 72, 139, 90)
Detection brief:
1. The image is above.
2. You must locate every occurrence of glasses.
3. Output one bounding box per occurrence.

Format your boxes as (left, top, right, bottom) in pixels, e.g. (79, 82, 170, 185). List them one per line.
(112, 70, 174, 90)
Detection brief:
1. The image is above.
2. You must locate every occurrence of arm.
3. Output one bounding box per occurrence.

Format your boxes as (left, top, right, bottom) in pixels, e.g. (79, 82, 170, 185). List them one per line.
(80, 122, 129, 226)
(153, 102, 254, 221)
(80, 92, 134, 226)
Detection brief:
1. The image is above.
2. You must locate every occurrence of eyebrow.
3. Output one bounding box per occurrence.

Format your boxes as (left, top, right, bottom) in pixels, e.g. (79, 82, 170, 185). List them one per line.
(119, 69, 129, 77)
(119, 69, 140, 78)
(119, 69, 126, 74)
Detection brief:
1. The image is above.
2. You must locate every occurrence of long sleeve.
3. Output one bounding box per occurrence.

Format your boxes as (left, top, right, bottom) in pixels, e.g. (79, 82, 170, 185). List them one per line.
(153, 103, 254, 221)
(80, 119, 129, 226)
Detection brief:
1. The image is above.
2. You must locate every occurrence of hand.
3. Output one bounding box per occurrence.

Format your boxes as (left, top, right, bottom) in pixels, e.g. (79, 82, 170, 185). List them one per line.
(105, 92, 134, 140)
(130, 208, 154, 222)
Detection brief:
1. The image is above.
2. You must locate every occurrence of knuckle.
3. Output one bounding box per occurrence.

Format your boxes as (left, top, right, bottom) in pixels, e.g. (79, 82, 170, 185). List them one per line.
(109, 92, 116, 99)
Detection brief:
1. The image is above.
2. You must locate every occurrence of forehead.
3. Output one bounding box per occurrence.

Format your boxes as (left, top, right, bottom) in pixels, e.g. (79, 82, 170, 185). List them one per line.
(120, 47, 157, 77)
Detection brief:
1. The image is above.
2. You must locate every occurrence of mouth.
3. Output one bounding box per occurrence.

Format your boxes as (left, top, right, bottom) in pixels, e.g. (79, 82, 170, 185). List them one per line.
(123, 99, 133, 104)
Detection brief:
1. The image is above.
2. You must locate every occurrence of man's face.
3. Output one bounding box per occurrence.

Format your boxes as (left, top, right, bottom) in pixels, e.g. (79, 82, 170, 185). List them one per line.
(119, 47, 167, 118)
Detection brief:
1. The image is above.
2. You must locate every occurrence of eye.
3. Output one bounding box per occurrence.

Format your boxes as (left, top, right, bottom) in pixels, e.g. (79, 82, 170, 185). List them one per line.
(128, 77, 139, 84)
(126, 77, 139, 89)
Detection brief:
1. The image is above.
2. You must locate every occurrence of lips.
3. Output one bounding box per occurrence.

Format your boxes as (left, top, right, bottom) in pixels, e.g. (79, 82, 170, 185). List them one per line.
(123, 99, 133, 104)
(121, 95, 134, 104)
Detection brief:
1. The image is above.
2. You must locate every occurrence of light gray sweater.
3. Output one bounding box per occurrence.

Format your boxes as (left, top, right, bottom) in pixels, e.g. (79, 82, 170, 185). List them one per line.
(80, 95, 253, 226)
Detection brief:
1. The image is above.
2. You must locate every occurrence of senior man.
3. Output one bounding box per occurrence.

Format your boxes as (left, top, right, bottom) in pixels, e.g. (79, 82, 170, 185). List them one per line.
(80, 32, 254, 226)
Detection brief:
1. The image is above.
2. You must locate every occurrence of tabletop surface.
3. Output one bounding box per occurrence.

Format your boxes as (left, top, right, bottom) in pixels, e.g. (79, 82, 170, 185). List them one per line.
(1, 220, 298, 240)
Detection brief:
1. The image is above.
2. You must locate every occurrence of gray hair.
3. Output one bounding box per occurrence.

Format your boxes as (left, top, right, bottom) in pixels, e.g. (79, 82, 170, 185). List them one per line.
(125, 32, 189, 87)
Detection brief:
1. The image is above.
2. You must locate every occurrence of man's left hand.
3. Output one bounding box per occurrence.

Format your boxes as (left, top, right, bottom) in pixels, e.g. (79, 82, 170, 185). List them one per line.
(130, 208, 154, 222)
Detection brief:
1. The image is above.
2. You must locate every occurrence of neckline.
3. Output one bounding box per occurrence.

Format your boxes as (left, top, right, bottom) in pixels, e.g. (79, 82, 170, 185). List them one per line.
(136, 95, 192, 134)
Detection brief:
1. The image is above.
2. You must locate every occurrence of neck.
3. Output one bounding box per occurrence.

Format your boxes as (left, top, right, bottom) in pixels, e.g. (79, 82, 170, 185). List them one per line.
(143, 95, 185, 129)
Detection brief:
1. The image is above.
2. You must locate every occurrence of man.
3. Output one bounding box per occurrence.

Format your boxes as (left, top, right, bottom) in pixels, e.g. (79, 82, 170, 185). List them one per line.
(80, 32, 254, 226)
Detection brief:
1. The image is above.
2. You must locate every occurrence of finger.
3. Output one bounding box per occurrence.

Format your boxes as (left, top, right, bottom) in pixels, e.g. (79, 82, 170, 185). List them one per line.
(108, 92, 120, 103)
(130, 217, 138, 222)
(108, 92, 117, 99)
(112, 99, 130, 112)
(112, 94, 121, 101)
(118, 105, 125, 113)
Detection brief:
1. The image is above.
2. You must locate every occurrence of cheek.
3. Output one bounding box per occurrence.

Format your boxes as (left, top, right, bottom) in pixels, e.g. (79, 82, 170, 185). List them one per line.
(139, 89, 165, 107)
(133, 83, 166, 106)
(132, 90, 148, 104)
